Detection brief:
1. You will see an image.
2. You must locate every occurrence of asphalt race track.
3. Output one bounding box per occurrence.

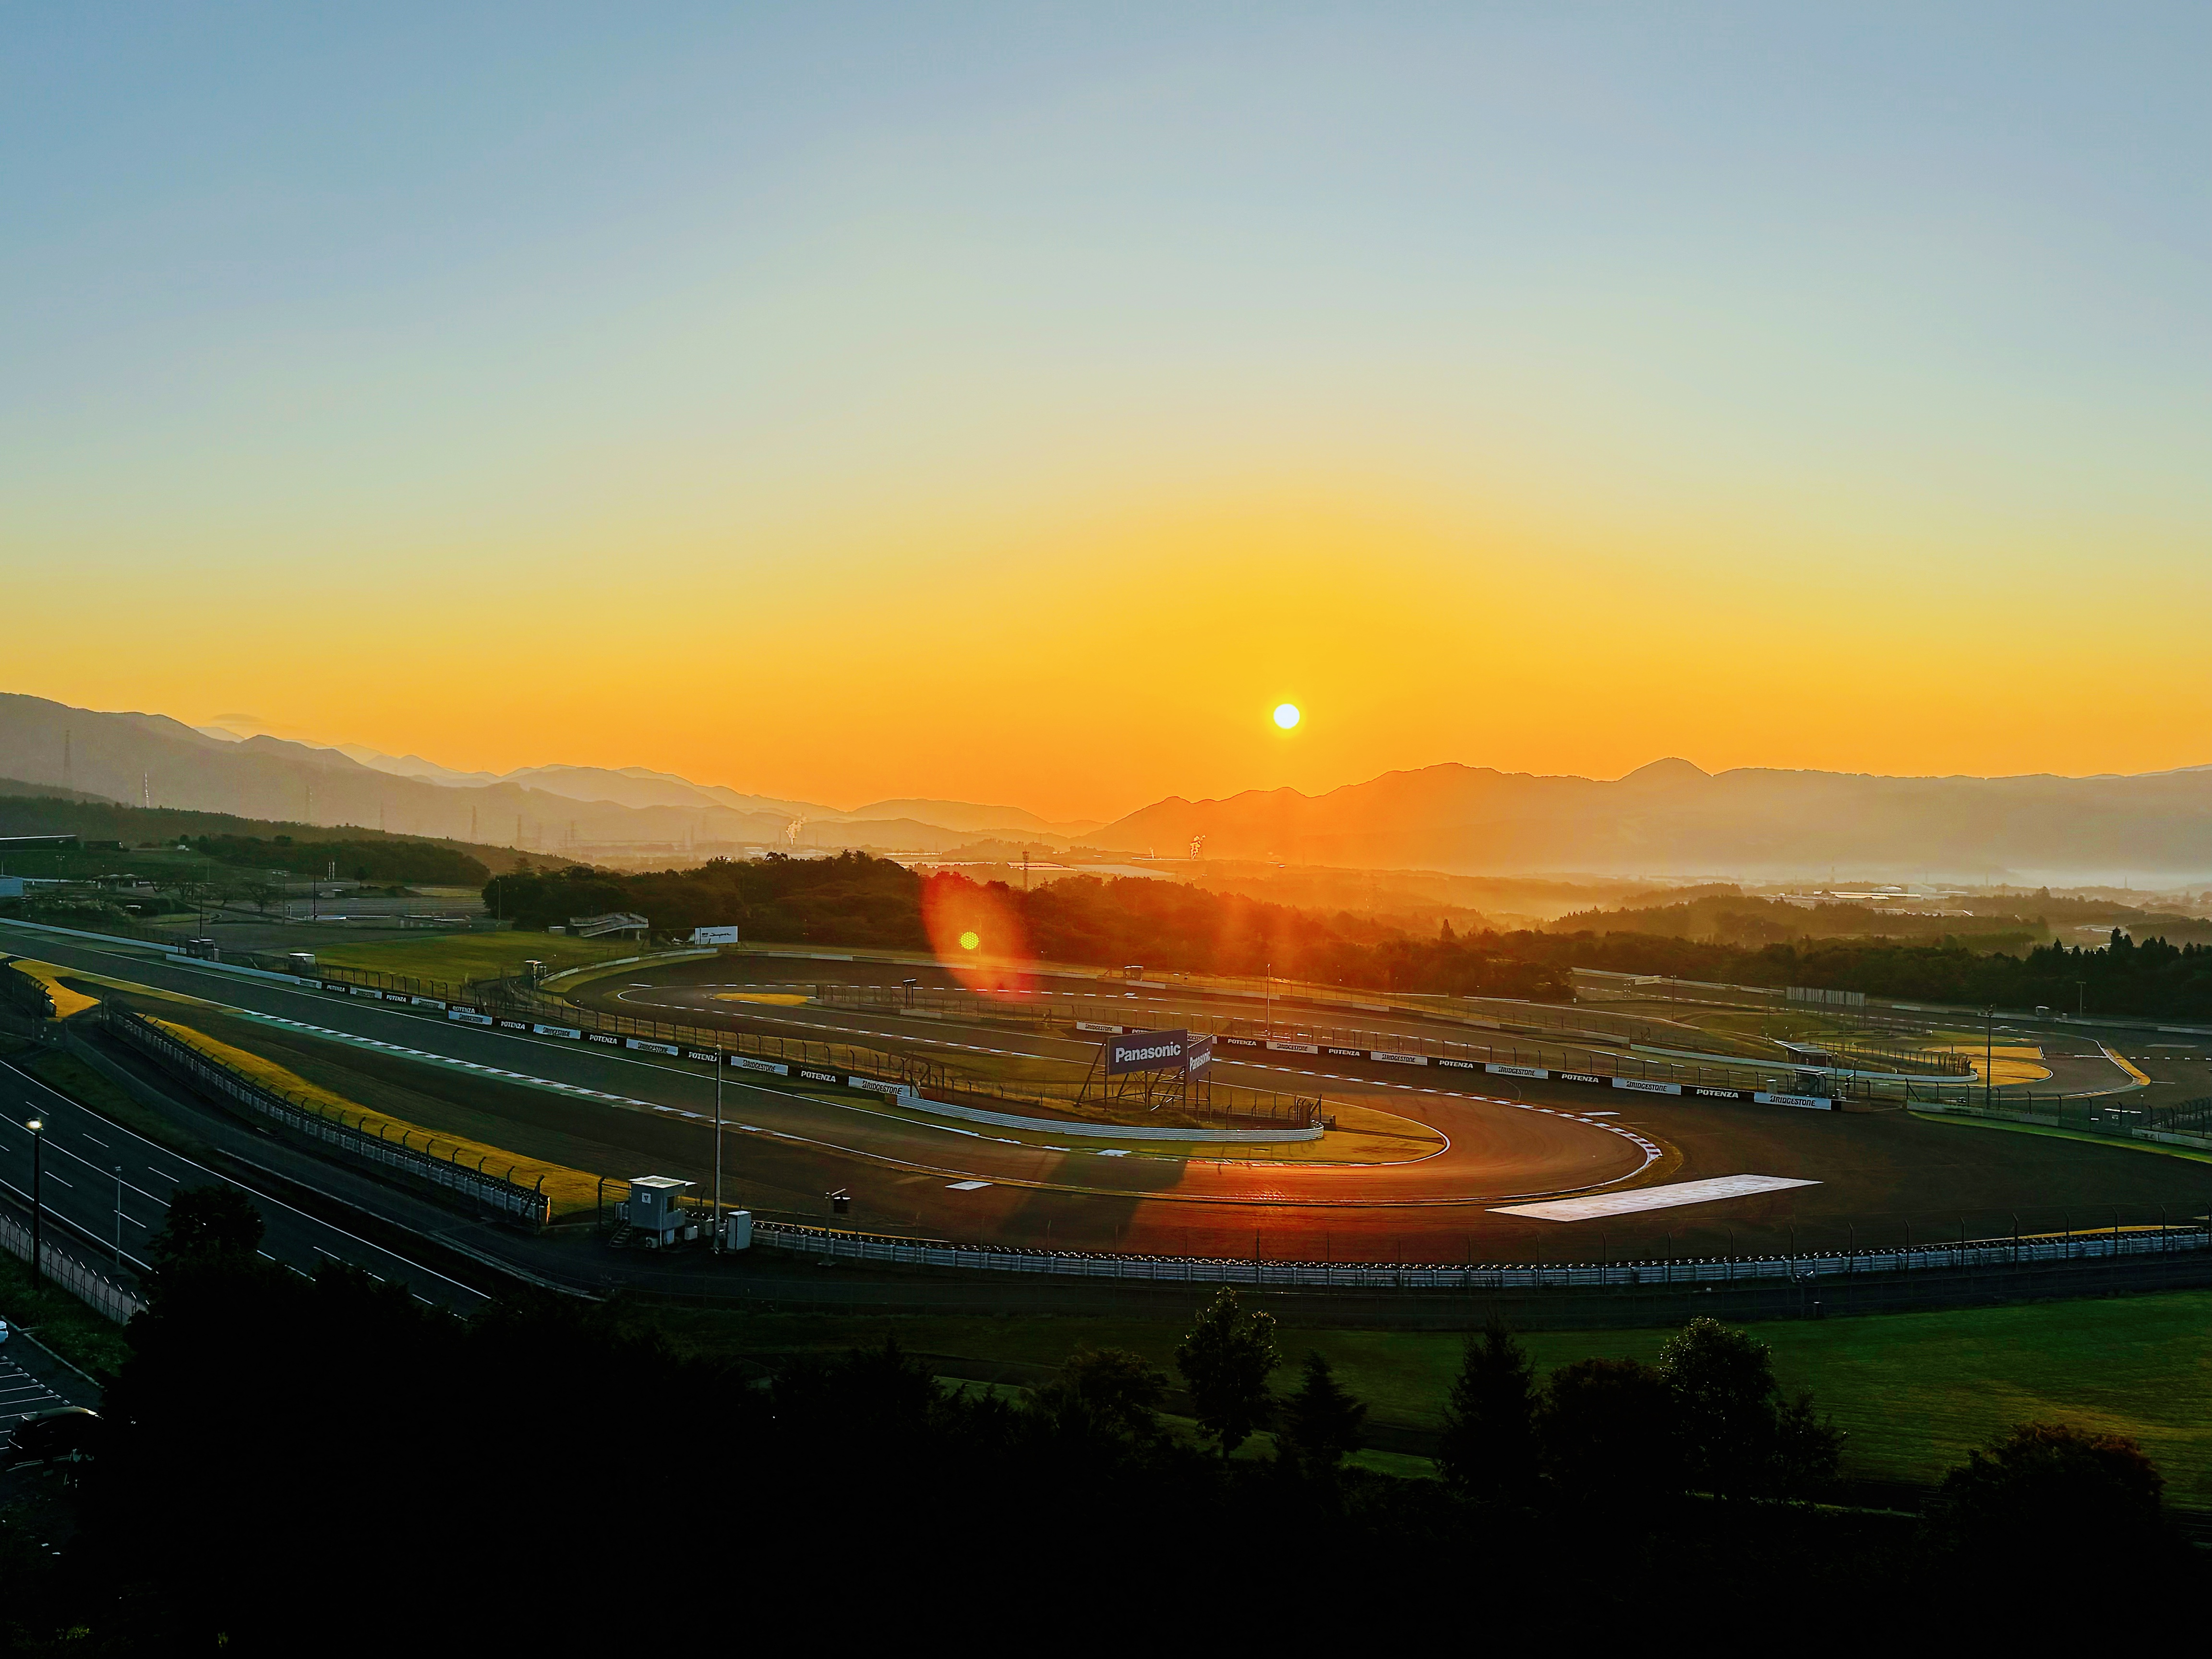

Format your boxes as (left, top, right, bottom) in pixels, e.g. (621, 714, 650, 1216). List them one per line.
(5, 924, 2209, 1264)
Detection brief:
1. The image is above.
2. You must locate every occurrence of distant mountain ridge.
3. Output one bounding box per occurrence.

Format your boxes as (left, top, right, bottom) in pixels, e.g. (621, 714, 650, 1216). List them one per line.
(5, 694, 1087, 853)
(32, 692, 2212, 881)
(1090, 757, 2212, 883)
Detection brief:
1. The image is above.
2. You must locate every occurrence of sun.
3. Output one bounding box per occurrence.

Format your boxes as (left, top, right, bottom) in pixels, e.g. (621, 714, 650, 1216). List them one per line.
(959, 930, 980, 950)
(1273, 703, 1301, 730)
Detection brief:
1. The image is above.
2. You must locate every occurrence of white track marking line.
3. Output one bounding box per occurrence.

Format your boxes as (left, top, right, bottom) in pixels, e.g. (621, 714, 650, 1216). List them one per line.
(1493, 1175, 1818, 1222)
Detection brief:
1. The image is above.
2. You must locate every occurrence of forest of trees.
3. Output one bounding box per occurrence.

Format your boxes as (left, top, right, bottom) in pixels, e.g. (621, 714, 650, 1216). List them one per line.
(192, 834, 489, 885)
(485, 856, 1576, 999)
(483, 854, 2212, 1018)
(3, 1188, 2194, 1647)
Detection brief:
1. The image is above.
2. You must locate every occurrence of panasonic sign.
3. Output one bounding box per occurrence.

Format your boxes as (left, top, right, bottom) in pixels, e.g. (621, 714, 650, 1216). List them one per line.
(1104, 1028, 1191, 1075)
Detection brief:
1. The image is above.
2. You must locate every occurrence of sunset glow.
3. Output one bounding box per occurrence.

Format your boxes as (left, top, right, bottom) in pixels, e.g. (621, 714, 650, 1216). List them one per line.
(2, 7, 2203, 821)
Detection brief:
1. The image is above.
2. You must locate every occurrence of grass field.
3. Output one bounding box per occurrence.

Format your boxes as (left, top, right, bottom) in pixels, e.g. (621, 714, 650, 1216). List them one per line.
(649, 1289, 2212, 1506)
(6, 961, 100, 1020)
(1911, 1109, 2212, 1167)
(305, 933, 649, 989)
(0, 1247, 132, 1377)
(148, 1017, 605, 1217)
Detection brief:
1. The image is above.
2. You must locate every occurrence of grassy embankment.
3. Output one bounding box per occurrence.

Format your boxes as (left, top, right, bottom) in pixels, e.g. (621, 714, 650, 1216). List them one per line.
(650, 1289, 2212, 1505)
(306, 933, 649, 989)
(145, 1018, 603, 1218)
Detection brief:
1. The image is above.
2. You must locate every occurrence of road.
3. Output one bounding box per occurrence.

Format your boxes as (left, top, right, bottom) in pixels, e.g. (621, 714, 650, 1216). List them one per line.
(0, 1046, 489, 1316)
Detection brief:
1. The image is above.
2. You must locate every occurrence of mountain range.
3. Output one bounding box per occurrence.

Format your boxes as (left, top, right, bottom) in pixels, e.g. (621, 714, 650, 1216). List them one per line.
(9, 692, 2211, 883)
(2, 694, 1091, 855)
(1086, 757, 2212, 884)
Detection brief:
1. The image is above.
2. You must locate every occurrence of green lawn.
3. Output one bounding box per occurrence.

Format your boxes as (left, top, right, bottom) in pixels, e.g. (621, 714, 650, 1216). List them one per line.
(0, 1240, 132, 1379)
(305, 933, 651, 989)
(651, 1290, 2212, 1506)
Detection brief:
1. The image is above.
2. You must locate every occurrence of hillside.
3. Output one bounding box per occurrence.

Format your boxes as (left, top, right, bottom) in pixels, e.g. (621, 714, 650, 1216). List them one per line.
(1094, 758, 2212, 884)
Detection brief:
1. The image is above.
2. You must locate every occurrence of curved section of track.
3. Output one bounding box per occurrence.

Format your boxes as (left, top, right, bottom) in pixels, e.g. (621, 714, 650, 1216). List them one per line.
(601, 979, 1663, 1208)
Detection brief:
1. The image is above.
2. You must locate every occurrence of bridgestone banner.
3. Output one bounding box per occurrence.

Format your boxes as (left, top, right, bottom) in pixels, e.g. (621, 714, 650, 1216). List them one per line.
(729, 1055, 789, 1075)
(447, 1010, 493, 1026)
(1371, 1050, 1429, 1066)
(1105, 1029, 1193, 1075)
(533, 1023, 583, 1040)
(625, 1038, 679, 1056)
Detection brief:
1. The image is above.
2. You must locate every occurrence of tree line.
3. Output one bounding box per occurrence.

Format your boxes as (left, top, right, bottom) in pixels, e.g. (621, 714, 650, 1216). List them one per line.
(484, 855, 1577, 999)
(192, 833, 489, 885)
(5, 1189, 2194, 1647)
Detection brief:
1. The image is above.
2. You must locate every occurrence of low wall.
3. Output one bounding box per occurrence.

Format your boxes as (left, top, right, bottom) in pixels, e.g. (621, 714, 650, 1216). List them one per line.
(901, 1092, 1324, 1144)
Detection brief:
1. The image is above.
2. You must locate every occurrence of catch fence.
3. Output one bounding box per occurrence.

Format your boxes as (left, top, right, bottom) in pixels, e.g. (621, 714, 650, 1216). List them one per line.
(0, 1207, 144, 1322)
(753, 1216, 2212, 1290)
(101, 1007, 553, 1226)
(478, 979, 1319, 1130)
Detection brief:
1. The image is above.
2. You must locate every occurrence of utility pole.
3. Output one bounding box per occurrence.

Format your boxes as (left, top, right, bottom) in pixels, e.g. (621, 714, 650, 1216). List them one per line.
(712, 1046, 724, 1249)
(1984, 1006, 1995, 1109)
(114, 1165, 124, 1267)
(26, 1117, 44, 1286)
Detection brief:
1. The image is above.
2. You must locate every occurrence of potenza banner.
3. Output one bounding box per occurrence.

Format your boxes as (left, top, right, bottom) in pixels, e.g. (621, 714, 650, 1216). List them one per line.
(1104, 1028, 1194, 1075)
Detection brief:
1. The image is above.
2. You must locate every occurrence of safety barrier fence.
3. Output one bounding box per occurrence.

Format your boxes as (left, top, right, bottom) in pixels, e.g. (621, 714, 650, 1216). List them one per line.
(815, 983, 1851, 1105)
(1914, 1094, 2212, 1151)
(0, 957, 57, 1020)
(0, 1207, 145, 1322)
(753, 1217, 2212, 1290)
(469, 979, 1318, 1131)
(100, 1007, 552, 1227)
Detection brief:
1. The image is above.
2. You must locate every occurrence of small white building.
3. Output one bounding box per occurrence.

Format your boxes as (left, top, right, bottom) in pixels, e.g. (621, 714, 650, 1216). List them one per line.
(622, 1176, 697, 1246)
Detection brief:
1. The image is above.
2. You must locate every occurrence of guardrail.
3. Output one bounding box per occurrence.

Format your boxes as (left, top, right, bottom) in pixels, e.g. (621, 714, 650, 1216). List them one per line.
(478, 978, 1319, 1132)
(815, 982, 1845, 1105)
(101, 1007, 552, 1228)
(0, 1207, 145, 1322)
(753, 1217, 2212, 1289)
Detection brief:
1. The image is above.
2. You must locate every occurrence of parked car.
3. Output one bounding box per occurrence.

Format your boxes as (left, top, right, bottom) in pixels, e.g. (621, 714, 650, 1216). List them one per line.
(6, 1406, 103, 1467)
(0, 1317, 10, 1346)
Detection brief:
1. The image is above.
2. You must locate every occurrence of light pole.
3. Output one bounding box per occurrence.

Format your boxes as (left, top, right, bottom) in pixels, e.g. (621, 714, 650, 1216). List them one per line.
(115, 1164, 124, 1267)
(1983, 1006, 1995, 1109)
(26, 1116, 43, 1286)
(711, 1046, 723, 1250)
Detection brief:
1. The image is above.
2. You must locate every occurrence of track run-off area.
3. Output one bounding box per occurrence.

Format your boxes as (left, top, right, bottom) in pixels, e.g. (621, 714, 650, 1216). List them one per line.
(6, 923, 2209, 1264)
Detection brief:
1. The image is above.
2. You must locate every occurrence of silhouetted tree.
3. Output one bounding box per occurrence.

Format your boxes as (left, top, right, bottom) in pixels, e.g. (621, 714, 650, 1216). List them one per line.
(1277, 1352, 1367, 1474)
(1539, 1357, 1684, 1505)
(1035, 1346, 1169, 1442)
(1435, 1318, 1541, 1505)
(1174, 1288, 1279, 1458)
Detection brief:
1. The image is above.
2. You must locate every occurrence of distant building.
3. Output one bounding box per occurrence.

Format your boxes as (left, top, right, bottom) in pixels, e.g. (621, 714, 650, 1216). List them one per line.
(0, 833, 78, 852)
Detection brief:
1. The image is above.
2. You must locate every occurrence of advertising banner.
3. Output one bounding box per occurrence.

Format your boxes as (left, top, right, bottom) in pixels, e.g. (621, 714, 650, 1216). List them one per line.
(1105, 1029, 1192, 1074)
(1186, 1034, 1214, 1072)
(1486, 1064, 1549, 1079)
(1370, 1050, 1430, 1066)
(625, 1038, 680, 1056)
(691, 926, 742, 945)
(447, 1010, 493, 1026)
(729, 1055, 789, 1075)
(532, 1023, 583, 1040)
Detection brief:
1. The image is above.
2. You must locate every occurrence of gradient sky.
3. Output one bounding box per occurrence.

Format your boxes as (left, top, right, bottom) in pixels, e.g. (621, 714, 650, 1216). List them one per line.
(5, 3, 2207, 820)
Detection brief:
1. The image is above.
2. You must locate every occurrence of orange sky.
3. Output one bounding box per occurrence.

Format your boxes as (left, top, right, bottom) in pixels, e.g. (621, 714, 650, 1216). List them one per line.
(8, 8, 2206, 821)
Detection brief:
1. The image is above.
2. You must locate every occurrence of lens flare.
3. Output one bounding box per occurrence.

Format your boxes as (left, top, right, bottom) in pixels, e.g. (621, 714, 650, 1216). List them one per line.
(1274, 703, 1301, 729)
(920, 871, 1034, 988)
